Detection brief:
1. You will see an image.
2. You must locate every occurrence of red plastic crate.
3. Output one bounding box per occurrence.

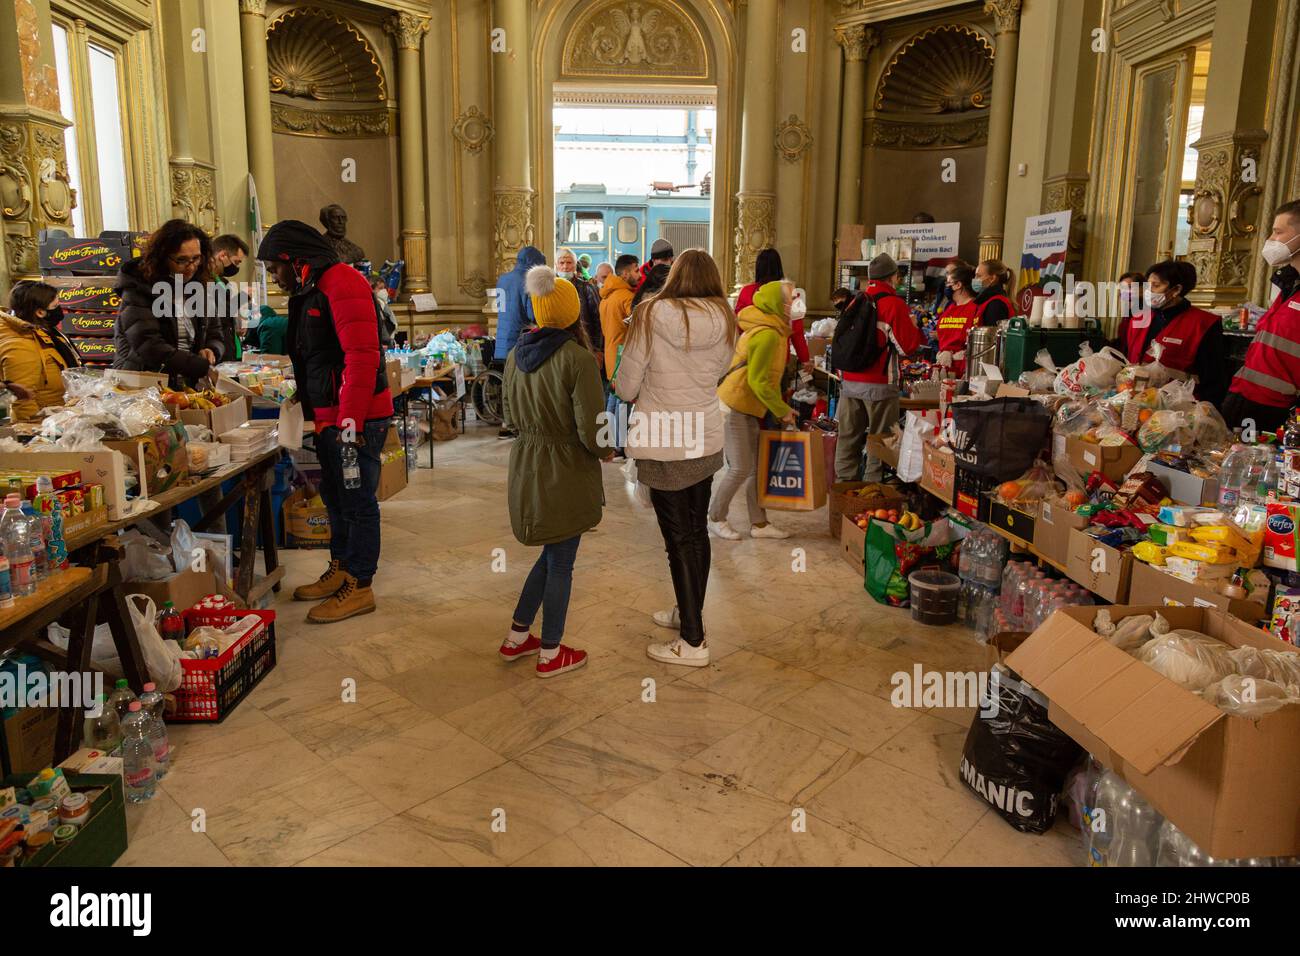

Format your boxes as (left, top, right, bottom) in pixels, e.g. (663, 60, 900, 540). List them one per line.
(171, 608, 277, 723)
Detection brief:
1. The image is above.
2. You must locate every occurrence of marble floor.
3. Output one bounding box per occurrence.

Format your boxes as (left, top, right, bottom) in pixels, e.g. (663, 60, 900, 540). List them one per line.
(118, 425, 1084, 867)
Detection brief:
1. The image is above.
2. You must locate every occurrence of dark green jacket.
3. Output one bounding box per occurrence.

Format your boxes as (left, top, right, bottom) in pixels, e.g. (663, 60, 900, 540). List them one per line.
(503, 328, 606, 545)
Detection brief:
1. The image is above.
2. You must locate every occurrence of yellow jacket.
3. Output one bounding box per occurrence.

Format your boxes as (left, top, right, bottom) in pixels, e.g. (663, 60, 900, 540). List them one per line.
(717, 287, 792, 419)
(599, 274, 635, 375)
(0, 311, 76, 420)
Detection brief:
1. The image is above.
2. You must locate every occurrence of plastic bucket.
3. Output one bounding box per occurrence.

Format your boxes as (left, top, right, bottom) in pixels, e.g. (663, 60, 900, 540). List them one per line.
(908, 570, 961, 626)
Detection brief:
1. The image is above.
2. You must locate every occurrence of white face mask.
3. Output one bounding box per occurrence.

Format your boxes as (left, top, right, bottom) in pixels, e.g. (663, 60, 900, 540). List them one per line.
(1147, 291, 1167, 309)
(557, 269, 574, 279)
(1262, 234, 1300, 268)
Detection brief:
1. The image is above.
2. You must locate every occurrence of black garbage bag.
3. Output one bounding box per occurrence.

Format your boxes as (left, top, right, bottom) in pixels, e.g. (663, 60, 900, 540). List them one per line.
(949, 396, 1052, 482)
(959, 665, 1082, 834)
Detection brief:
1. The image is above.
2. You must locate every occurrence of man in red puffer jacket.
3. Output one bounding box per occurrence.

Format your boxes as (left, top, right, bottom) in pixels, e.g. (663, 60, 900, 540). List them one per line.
(257, 220, 394, 624)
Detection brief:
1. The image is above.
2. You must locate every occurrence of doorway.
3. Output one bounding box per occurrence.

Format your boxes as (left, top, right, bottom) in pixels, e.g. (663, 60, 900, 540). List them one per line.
(552, 100, 717, 269)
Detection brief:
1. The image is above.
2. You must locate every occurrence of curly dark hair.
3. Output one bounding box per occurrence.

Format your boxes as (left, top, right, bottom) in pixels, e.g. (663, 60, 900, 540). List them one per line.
(138, 219, 213, 284)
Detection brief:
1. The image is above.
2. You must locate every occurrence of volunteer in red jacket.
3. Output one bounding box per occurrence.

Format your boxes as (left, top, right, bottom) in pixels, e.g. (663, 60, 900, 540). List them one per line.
(258, 220, 394, 624)
(831, 253, 924, 482)
(934, 260, 980, 376)
(973, 259, 1017, 325)
(1225, 199, 1300, 432)
(1113, 259, 1226, 404)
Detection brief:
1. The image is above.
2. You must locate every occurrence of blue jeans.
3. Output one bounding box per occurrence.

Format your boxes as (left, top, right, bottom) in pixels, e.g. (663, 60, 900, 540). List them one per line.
(315, 418, 389, 586)
(512, 535, 582, 648)
(605, 388, 627, 456)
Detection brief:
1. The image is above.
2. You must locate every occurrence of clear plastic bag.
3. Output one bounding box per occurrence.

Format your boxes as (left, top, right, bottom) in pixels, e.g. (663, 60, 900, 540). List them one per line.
(1188, 402, 1232, 452)
(1137, 632, 1237, 690)
(995, 459, 1060, 504)
(1018, 349, 1059, 392)
(1137, 409, 1192, 453)
(1204, 675, 1298, 718)
(1139, 341, 1189, 390)
(1228, 645, 1300, 688)
(1158, 378, 1198, 412)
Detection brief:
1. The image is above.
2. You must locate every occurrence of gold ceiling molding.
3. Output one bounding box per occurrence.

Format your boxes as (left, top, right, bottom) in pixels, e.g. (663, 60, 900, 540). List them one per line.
(553, 87, 716, 108)
(561, 1, 709, 81)
(267, 7, 386, 102)
(876, 25, 993, 113)
(775, 114, 812, 163)
(866, 115, 988, 149)
(271, 103, 393, 138)
(452, 106, 494, 154)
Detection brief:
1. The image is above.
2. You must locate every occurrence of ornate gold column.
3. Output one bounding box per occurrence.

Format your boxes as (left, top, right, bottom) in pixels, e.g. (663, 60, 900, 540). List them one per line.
(238, 0, 276, 226)
(387, 12, 430, 293)
(1041, 173, 1088, 278)
(977, 0, 1022, 262)
(833, 23, 874, 234)
(162, 2, 217, 233)
(1186, 130, 1268, 306)
(491, 0, 532, 278)
(0, 0, 74, 283)
(733, 0, 780, 289)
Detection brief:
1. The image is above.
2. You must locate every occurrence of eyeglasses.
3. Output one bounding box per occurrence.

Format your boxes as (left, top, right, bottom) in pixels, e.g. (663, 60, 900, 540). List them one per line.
(169, 255, 203, 267)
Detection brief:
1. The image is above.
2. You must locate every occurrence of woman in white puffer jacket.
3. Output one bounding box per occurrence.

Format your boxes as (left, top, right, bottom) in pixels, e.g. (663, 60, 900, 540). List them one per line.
(613, 249, 737, 667)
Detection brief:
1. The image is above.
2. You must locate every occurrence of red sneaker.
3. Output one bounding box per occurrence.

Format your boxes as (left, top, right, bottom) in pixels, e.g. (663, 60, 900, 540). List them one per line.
(535, 644, 588, 678)
(500, 633, 542, 661)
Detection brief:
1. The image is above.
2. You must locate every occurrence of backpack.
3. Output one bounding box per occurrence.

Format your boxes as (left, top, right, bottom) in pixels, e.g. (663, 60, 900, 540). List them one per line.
(831, 290, 893, 373)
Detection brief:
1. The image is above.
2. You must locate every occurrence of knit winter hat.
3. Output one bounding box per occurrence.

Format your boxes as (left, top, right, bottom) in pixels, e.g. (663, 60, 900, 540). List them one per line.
(526, 265, 580, 329)
(868, 253, 898, 280)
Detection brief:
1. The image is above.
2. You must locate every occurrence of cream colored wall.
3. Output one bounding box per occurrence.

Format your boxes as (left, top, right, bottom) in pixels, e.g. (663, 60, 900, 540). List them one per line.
(862, 146, 987, 263)
(1000, 0, 1056, 271)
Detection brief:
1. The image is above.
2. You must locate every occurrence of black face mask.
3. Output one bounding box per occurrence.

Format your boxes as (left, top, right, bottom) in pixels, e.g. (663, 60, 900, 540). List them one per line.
(222, 264, 240, 278)
(43, 306, 64, 326)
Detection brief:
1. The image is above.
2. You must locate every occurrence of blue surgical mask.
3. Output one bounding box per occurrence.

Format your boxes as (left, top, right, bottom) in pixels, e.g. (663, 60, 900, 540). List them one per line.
(971, 279, 985, 294)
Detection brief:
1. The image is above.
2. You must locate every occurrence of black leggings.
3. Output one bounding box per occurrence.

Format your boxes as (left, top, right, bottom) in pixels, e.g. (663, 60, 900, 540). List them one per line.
(649, 476, 713, 647)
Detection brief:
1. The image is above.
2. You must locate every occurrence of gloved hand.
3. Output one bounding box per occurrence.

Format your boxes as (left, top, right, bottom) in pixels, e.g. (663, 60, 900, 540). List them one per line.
(936, 351, 954, 368)
(954, 350, 967, 363)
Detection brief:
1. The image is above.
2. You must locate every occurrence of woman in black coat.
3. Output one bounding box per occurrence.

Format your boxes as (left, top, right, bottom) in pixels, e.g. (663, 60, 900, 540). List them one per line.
(113, 219, 226, 386)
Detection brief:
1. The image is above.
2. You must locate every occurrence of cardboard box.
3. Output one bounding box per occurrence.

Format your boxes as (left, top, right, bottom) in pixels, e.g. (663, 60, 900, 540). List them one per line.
(865, 432, 899, 472)
(124, 568, 230, 611)
(104, 422, 188, 499)
(988, 498, 1038, 545)
(1033, 498, 1091, 568)
(1147, 460, 1219, 507)
(58, 748, 124, 777)
(284, 487, 330, 548)
(919, 443, 956, 505)
(1006, 604, 1300, 858)
(377, 427, 408, 501)
(62, 505, 108, 540)
(1127, 559, 1267, 624)
(178, 396, 250, 437)
(1065, 527, 1132, 603)
(105, 369, 168, 389)
(1, 705, 58, 775)
(806, 336, 830, 361)
(1061, 436, 1144, 483)
(984, 629, 1029, 669)
(49, 277, 121, 312)
(0, 450, 129, 520)
(840, 514, 867, 575)
(59, 312, 116, 336)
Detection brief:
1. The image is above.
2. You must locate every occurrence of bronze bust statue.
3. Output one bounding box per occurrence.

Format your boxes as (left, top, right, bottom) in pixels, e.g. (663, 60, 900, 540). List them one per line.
(319, 203, 366, 265)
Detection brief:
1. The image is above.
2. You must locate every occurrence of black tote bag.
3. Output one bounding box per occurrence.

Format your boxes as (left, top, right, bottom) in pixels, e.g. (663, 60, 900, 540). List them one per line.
(949, 397, 1052, 482)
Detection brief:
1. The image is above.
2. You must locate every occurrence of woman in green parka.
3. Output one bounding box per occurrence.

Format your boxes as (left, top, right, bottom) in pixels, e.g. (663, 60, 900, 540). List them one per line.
(498, 264, 610, 678)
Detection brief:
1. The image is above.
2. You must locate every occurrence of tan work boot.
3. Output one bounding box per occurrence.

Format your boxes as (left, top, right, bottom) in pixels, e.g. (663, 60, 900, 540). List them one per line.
(307, 575, 375, 624)
(293, 559, 345, 601)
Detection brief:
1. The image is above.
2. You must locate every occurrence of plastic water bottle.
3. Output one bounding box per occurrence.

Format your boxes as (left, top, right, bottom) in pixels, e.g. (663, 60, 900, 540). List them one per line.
(0, 548, 11, 609)
(138, 682, 170, 779)
(1, 496, 34, 597)
(1085, 770, 1126, 866)
(1109, 785, 1162, 866)
(107, 677, 138, 721)
(84, 693, 122, 756)
(121, 701, 157, 803)
(27, 514, 47, 582)
(342, 443, 361, 489)
(1218, 444, 1251, 509)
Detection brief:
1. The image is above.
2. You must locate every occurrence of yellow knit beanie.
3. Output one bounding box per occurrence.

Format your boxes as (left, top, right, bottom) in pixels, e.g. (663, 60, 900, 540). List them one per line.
(525, 265, 580, 329)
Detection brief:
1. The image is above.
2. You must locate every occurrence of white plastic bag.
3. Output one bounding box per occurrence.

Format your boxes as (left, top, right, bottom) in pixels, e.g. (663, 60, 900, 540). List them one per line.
(620, 457, 652, 509)
(125, 593, 184, 692)
(897, 410, 940, 483)
(120, 529, 174, 580)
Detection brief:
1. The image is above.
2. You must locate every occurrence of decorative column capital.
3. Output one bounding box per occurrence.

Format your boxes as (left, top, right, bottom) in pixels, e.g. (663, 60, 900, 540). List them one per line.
(733, 191, 776, 290)
(984, 0, 1023, 34)
(386, 12, 431, 52)
(493, 187, 536, 280)
(238, 0, 267, 16)
(834, 24, 877, 63)
(1185, 128, 1268, 304)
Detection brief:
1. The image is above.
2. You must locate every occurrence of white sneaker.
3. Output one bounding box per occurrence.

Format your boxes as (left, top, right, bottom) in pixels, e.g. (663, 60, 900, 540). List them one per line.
(653, 607, 681, 629)
(708, 519, 741, 540)
(647, 637, 710, 667)
(750, 523, 790, 539)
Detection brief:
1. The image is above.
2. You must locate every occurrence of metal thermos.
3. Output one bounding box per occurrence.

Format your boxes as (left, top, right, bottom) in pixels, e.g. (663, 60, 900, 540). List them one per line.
(965, 326, 998, 379)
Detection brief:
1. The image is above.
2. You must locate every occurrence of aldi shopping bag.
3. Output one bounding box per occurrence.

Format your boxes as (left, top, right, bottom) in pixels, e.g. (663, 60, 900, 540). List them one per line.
(949, 396, 1052, 482)
(757, 429, 829, 511)
(864, 516, 957, 607)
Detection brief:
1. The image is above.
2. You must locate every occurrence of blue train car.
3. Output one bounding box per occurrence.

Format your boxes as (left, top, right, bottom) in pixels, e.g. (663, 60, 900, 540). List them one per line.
(555, 183, 711, 267)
